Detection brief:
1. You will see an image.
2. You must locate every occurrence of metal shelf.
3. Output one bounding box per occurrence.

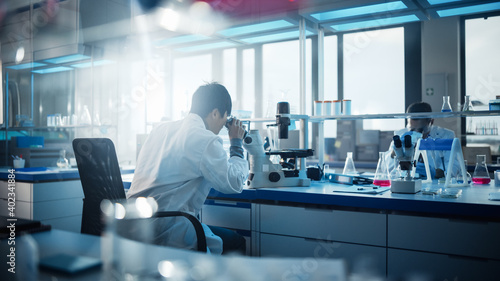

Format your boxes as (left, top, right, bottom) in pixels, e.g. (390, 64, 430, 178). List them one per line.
(243, 111, 500, 123)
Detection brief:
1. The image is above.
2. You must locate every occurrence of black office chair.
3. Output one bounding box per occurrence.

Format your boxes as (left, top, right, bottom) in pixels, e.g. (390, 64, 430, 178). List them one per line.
(72, 138, 207, 252)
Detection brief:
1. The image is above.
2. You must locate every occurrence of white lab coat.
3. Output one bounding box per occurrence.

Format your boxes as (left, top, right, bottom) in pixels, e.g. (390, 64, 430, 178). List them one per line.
(386, 125, 456, 178)
(127, 113, 249, 254)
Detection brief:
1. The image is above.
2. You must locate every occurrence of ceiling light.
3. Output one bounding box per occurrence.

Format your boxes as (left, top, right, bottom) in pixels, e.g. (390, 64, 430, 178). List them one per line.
(437, 2, 500, 17)
(175, 41, 238, 52)
(239, 30, 313, 44)
(6, 62, 46, 70)
(217, 20, 295, 37)
(43, 54, 90, 64)
(330, 14, 419, 31)
(154, 34, 211, 47)
(71, 60, 115, 68)
(310, 1, 407, 22)
(427, 0, 462, 5)
(32, 66, 73, 74)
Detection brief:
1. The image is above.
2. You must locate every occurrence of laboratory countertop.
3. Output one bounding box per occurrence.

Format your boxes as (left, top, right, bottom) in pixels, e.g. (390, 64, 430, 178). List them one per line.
(2, 167, 499, 220)
(209, 181, 500, 220)
(0, 166, 135, 182)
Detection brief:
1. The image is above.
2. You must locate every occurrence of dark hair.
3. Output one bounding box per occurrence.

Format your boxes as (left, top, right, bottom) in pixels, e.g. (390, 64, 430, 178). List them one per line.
(407, 102, 432, 113)
(189, 82, 232, 118)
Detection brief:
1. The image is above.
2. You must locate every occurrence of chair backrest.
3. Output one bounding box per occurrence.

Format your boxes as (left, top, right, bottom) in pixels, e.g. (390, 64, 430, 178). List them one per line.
(73, 138, 126, 235)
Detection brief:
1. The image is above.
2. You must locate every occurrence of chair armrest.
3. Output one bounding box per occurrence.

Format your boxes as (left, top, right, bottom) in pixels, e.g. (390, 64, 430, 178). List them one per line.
(154, 211, 207, 253)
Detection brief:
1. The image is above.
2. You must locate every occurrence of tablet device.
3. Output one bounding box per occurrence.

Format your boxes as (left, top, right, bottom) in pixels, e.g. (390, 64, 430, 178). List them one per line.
(39, 253, 102, 274)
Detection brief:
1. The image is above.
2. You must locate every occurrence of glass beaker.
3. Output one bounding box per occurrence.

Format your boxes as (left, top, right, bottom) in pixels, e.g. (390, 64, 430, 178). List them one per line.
(374, 152, 391, 186)
(56, 150, 69, 168)
(441, 96, 452, 112)
(462, 95, 474, 111)
(472, 155, 491, 184)
(343, 152, 357, 175)
(101, 197, 160, 280)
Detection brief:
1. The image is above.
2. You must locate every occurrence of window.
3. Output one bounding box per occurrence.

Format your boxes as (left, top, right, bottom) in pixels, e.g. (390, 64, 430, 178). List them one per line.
(343, 27, 405, 131)
(241, 48, 255, 115)
(172, 54, 212, 120)
(262, 39, 312, 117)
(324, 35, 338, 138)
(465, 15, 500, 107)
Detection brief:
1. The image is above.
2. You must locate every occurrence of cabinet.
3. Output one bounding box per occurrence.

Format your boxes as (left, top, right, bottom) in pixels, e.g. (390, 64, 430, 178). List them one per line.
(0, 179, 83, 232)
(387, 214, 500, 280)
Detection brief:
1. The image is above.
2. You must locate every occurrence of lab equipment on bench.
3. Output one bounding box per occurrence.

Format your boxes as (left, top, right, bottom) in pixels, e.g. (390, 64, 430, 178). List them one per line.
(243, 102, 313, 188)
(342, 152, 357, 175)
(412, 138, 468, 188)
(390, 133, 422, 194)
(243, 130, 313, 188)
(373, 152, 391, 186)
(472, 154, 490, 184)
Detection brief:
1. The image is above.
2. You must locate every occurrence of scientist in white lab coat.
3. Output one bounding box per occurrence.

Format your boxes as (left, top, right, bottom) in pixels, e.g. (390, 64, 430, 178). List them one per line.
(387, 102, 456, 179)
(127, 82, 248, 254)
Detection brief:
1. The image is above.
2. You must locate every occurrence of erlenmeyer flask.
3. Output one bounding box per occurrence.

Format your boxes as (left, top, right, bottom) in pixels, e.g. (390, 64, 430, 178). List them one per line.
(462, 95, 474, 111)
(472, 155, 490, 184)
(374, 152, 391, 186)
(441, 96, 452, 112)
(343, 152, 357, 175)
(389, 157, 401, 180)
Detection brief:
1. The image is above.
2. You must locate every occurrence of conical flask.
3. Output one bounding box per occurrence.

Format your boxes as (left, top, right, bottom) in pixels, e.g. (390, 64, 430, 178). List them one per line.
(389, 157, 401, 180)
(462, 95, 474, 111)
(441, 96, 452, 112)
(343, 152, 357, 175)
(374, 152, 391, 186)
(472, 155, 490, 184)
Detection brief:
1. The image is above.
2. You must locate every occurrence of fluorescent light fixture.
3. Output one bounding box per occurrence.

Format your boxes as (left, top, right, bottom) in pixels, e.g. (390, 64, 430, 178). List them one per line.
(310, 1, 407, 21)
(71, 60, 115, 68)
(5, 62, 46, 70)
(239, 30, 313, 44)
(43, 54, 90, 64)
(176, 41, 238, 52)
(32, 66, 73, 74)
(217, 20, 295, 37)
(154, 34, 210, 47)
(330, 14, 419, 31)
(437, 2, 500, 17)
(427, 0, 461, 5)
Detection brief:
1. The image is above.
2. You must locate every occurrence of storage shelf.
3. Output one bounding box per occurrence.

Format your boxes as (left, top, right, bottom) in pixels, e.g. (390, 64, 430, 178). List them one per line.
(309, 110, 500, 122)
(243, 110, 500, 123)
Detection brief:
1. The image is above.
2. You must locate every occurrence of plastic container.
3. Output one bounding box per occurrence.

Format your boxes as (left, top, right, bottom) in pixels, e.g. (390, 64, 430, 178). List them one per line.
(314, 101, 323, 116)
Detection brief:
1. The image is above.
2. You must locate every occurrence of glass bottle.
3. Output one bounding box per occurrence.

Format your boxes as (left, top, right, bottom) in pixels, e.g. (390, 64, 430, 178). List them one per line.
(343, 152, 357, 175)
(374, 152, 391, 186)
(441, 96, 452, 112)
(57, 149, 69, 168)
(472, 155, 490, 184)
(462, 95, 474, 111)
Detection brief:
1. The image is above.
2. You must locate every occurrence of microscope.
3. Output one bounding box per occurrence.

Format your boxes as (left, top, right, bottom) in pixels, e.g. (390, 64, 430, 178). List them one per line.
(243, 102, 313, 188)
(390, 133, 422, 193)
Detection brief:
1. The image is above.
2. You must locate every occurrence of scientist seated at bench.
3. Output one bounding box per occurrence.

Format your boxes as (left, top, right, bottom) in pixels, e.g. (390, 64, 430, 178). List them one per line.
(127, 82, 248, 254)
(386, 102, 457, 179)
